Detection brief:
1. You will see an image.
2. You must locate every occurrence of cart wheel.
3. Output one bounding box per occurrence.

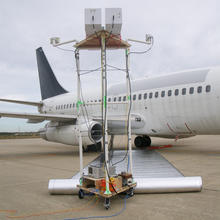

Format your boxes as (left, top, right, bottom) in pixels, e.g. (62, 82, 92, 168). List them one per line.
(127, 188, 134, 197)
(78, 189, 84, 199)
(104, 198, 110, 210)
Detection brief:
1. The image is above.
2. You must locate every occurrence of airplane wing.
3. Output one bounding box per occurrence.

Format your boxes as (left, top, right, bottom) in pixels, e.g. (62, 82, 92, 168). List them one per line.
(0, 111, 76, 123)
(0, 98, 42, 107)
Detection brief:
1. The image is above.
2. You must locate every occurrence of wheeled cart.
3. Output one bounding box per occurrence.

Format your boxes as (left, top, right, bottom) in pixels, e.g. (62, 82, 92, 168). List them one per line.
(77, 176, 137, 209)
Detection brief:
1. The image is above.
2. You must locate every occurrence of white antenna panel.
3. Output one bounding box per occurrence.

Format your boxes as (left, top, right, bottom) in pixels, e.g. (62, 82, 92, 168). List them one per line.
(85, 8, 102, 36)
(105, 8, 122, 35)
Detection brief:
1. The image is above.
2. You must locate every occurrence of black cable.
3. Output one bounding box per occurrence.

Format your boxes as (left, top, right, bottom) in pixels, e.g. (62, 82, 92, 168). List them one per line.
(106, 64, 127, 72)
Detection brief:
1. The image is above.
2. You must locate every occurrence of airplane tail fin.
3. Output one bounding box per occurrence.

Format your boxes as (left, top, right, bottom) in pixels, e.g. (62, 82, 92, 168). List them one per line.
(36, 47, 68, 100)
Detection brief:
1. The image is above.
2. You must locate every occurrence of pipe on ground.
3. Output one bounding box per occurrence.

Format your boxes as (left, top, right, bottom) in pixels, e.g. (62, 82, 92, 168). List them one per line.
(48, 176, 202, 195)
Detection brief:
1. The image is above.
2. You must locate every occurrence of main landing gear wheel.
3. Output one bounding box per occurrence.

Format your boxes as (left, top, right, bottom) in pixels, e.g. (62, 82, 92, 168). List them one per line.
(134, 135, 151, 148)
(78, 189, 84, 199)
(104, 198, 110, 210)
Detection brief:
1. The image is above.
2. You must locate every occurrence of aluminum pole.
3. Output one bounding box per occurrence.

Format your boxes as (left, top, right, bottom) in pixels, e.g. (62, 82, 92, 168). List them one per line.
(101, 33, 111, 195)
(126, 48, 133, 175)
(75, 50, 83, 180)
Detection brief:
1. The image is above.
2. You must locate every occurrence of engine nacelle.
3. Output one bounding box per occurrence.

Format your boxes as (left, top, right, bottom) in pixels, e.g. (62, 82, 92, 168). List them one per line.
(39, 121, 102, 146)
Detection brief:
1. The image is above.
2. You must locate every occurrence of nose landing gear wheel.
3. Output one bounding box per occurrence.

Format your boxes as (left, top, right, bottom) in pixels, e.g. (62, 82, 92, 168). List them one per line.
(104, 198, 110, 210)
(78, 189, 84, 199)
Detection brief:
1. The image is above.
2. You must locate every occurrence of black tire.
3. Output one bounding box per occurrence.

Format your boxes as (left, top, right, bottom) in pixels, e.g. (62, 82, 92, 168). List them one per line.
(134, 136, 144, 148)
(143, 136, 151, 147)
(127, 188, 134, 197)
(78, 189, 84, 199)
(134, 136, 151, 148)
(104, 198, 110, 210)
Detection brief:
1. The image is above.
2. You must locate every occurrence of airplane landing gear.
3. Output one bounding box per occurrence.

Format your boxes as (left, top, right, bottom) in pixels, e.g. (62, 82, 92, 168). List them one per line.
(134, 135, 151, 148)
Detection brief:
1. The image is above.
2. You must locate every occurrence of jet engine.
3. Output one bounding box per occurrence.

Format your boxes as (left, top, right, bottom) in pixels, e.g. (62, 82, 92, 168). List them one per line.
(39, 121, 102, 146)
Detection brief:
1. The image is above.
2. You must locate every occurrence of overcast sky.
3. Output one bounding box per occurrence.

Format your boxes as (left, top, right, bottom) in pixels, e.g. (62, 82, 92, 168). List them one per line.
(0, 0, 220, 132)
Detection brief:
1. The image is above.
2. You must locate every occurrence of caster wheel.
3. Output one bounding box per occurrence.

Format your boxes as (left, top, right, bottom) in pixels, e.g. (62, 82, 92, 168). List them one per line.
(104, 198, 110, 210)
(127, 188, 134, 197)
(78, 189, 84, 199)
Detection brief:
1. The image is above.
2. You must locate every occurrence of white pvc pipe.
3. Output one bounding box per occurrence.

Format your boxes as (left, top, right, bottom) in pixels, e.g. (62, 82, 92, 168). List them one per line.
(48, 176, 202, 195)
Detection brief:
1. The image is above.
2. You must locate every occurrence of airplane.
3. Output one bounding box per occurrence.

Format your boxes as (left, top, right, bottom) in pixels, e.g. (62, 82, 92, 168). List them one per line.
(0, 47, 220, 151)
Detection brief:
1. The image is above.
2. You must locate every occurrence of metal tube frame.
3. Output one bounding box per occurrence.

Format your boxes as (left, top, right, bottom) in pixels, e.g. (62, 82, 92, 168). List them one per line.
(125, 48, 133, 175)
(101, 33, 111, 195)
(75, 49, 84, 180)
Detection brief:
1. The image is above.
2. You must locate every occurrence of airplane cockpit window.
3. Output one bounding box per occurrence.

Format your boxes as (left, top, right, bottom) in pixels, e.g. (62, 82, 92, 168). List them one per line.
(161, 91, 165, 97)
(175, 89, 179, 96)
(138, 94, 142, 100)
(155, 92, 158, 98)
(123, 96, 126, 101)
(114, 97, 117, 102)
(149, 92, 153, 99)
(118, 97, 121, 101)
(197, 86, 202, 93)
(182, 88, 186, 95)
(206, 85, 211, 93)
(144, 93, 147, 99)
(168, 90, 172, 97)
(189, 87, 194, 94)
(133, 94, 136, 100)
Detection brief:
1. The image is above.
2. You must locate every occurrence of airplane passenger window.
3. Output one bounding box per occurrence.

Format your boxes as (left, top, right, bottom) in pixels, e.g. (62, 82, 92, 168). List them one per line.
(168, 90, 172, 97)
(182, 88, 186, 95)
(175, 89, 179, 96)
(149, 92, 153, 99)
(118, 97, 121, 101)
(161, 91, 165, 97)
(73, 103, 75, 108)
(67, 104, 69, 108)
(114, 97, 117, 102)
(155, 92, 158, 98)
(144, 93, 147, 99)
(133, 94, 136, 101)
(206, 85, 211, 92)
(64, 104, 66, 109)
(108, 98, 111, 102)
(189, 87, 194, 94)
(123, 96, 126, 101)
(197, 86, 202, 93)
(61, 105, 63, 109)
(70, 104, 72, 108)
(138, 94, 142, 100)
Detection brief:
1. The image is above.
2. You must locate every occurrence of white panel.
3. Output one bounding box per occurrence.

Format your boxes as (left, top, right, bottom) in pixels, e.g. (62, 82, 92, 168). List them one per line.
(85, 8, 102, 36)
(105, 8, 122, 35)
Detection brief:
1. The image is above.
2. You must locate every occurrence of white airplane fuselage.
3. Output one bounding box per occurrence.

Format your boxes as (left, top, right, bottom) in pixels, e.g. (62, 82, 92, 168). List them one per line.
(41, 67, 220, 139)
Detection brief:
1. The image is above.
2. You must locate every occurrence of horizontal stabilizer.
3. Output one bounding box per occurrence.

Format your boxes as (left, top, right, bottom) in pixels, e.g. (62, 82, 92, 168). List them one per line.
(0, 111, 76, 123)
(0, 98, 42, 107)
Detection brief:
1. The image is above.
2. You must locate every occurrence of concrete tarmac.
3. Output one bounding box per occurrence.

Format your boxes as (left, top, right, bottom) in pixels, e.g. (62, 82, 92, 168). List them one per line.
(0, 136, 219, 220)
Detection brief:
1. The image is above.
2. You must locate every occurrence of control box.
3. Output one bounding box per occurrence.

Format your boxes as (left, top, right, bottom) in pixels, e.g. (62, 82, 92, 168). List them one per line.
(85, 8, 102, 36)
(105, 8, 122, 35)
(88, 165, 116, 179)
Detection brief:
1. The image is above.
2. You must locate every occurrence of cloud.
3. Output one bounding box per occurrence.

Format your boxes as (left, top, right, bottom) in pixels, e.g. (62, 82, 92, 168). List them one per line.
(0, 0, 220, 131)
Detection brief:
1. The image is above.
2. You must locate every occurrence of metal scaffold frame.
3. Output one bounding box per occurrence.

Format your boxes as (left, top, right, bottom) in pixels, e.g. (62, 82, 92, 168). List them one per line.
(74, 30, 133, 197)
